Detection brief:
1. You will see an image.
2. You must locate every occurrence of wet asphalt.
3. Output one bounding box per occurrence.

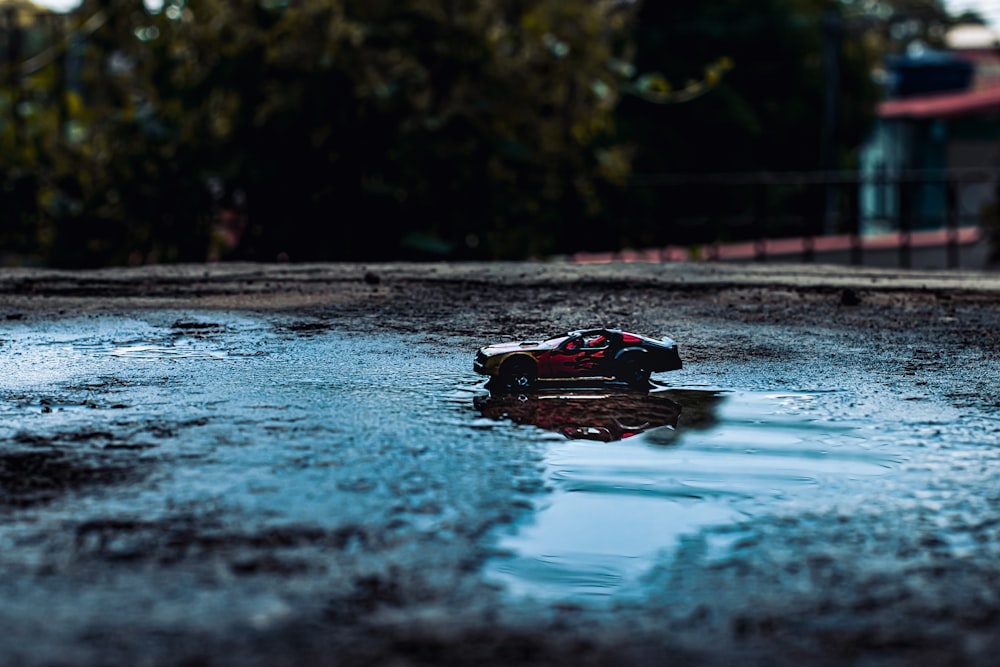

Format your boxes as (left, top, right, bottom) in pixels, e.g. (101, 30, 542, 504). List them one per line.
(1, 262, 999, 666)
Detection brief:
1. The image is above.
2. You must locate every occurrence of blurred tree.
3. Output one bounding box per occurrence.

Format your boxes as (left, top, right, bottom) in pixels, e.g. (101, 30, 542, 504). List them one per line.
(622, 0, 882, 174)
(612, 0, 885, 248)
(8, 0, 964, 264)
(1, 0, 214, 266)
(1, 1, 52, 263)
(839, 0, 958, 52)
(40, 0, 639, 263)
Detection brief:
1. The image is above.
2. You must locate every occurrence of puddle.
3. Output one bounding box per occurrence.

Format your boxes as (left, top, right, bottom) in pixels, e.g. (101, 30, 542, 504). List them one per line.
(0, 314, 971, 660)
(479, 386, 905, 601)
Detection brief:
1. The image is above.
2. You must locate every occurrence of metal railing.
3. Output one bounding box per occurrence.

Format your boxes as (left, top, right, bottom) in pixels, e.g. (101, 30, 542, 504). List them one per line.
(627, 168, 999, 268)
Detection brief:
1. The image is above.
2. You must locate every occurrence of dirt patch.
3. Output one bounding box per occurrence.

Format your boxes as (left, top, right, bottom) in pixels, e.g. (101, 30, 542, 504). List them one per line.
(0, 447, 140, 508)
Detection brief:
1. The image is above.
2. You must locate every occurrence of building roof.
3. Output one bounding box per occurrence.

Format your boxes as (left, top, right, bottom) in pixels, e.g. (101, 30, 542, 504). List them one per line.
(879, 85, 1000, 119)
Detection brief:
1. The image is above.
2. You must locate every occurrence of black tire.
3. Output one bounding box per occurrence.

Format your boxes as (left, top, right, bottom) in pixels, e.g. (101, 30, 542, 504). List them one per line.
(616, 353, 651, 387)
(500, 356, 537, 391)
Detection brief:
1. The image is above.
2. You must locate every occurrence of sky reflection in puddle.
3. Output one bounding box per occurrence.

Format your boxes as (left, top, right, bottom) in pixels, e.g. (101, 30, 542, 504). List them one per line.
(106, 344, 228, 360)
(479, 386, 904, 601)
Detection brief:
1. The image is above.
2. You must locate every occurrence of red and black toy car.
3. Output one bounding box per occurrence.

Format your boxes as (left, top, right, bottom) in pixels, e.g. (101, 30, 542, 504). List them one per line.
(474, 328, 681, 389)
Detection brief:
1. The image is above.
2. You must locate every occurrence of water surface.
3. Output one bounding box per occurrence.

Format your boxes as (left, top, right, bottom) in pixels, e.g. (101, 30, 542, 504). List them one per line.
(480, 387, 905, 600)
(0, 313, 938, 639)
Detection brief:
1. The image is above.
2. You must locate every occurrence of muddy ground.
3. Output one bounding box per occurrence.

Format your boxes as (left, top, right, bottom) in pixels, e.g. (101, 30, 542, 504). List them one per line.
(2, 261, 1000, 666)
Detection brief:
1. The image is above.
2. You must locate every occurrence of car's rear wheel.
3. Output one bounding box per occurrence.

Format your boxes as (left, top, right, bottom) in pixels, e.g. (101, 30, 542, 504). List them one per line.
(616, 353, 651, 387)
(500, 356, 537, 391)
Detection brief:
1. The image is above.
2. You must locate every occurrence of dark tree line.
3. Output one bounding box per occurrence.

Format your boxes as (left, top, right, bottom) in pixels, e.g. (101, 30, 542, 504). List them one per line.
(0, 0, 967, 266)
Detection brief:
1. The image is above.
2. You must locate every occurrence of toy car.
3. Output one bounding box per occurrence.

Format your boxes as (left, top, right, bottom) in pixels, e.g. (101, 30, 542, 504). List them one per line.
(473, 328, 681, 389)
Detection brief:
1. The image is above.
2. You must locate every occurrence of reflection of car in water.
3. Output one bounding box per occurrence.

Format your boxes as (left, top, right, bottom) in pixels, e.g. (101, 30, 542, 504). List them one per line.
(474, 388, 683, 442)
(473, 329, 681, 390)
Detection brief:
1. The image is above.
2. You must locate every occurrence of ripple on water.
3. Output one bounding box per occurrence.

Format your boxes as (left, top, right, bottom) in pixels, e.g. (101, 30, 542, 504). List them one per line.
(482, 388, 906, 602)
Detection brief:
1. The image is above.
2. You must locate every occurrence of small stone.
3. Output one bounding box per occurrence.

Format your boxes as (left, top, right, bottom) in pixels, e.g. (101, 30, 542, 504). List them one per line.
(840, 288, 861, 306)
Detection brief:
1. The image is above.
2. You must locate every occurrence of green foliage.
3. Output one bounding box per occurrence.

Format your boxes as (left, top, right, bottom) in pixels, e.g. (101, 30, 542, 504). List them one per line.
(621, 0, 881, 174)
(1, 0, 960, 264)
(611, 0, 885, 248)
(840, 0, 957, 52)
(15, 0, 636, 264)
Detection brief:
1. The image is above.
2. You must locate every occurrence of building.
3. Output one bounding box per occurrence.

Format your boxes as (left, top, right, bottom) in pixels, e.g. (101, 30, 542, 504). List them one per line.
(860, 25, 1000, 237)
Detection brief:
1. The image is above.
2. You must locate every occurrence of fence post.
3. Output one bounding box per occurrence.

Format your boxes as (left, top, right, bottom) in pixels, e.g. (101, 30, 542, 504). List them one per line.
(946, 177, 959, 269)
(821, 9, 842, 235)
(50, 12, 68, 134)
(898, 177, 913, 269)
(754, 182, 767, 262)
(4, 7, 24, 147)
(844, 175, 862, 265)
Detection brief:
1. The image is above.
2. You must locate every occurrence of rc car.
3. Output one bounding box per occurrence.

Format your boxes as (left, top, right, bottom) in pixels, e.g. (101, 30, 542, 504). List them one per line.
(474, 328, 681, 389)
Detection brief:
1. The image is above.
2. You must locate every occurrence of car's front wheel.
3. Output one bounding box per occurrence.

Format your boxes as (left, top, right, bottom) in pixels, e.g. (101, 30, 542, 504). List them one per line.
(616, 353, 651, 387)
(499, 356, 537, 391)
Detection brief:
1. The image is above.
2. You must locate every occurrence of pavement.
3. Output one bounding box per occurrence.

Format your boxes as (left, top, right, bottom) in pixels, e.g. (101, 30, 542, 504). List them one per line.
(1, 260, 999, 666)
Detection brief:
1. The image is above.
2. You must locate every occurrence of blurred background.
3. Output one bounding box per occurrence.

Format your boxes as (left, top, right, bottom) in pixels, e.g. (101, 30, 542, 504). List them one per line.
(1, 0, 998, 267)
